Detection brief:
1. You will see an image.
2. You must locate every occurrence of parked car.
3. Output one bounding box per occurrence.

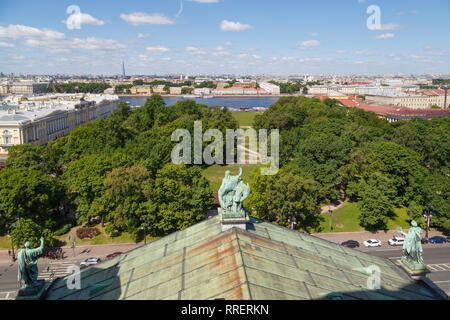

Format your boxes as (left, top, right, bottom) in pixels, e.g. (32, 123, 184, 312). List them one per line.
(106, 252, 123, 260)
(341, 240, 360, 248)
(446, 236, 450, 243)
(421, 238, 429, 244)
(80, 257, 101, 269)
(429, 236, 447, 244)
(388, 237, 405, 246)
(363, 239, 382, 247)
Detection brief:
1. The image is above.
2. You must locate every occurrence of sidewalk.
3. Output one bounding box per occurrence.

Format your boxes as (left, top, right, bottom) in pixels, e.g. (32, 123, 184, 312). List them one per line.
(0, 242, 143, 264)
(312, 228, 446, 244)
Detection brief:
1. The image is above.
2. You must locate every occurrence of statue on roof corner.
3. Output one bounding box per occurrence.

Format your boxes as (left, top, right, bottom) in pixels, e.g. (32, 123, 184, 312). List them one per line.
(218, 168, 251, 219)
(397, 221, 425, 271)
(17, 237, 46, 296)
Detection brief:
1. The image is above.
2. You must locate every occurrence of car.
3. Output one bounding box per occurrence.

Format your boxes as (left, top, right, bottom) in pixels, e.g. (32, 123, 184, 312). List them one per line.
(429, 236, 447, 244)
(388, 237, 405, 246)
(447, 236, 450, 243)
(341, 240, 360, 248)
(421, 238, 429, 244)
(106, 252, 123, 260)
(363, 239, 382, 247)
(80, 257, 101, 269)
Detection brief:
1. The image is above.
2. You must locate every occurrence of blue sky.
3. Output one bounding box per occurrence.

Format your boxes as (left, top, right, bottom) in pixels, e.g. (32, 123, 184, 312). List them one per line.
(0, 0, 449, 75)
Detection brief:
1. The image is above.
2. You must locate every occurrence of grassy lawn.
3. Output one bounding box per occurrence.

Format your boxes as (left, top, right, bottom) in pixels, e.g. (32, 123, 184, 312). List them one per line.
(0, 235, 12, 250)
(202, 164, 257, 191)
(231, 112, 261, 127)
(56, 224, 158, 247)
(313, 201, 412, 233)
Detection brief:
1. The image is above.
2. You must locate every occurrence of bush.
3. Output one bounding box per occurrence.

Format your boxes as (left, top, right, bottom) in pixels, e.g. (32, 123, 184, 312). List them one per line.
(54, 223, 74, 236)
(76, 227, 101, 239)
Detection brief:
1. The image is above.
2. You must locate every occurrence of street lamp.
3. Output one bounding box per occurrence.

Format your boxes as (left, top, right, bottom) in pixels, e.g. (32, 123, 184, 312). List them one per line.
(423, 204, 433, 240)
(140, 217, 148, 244)
(5, 223, 15, 262)
(328, 206, 333, 232)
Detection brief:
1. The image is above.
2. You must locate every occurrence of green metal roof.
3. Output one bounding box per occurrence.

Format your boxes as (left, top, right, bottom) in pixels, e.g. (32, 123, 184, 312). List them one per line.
(42, 216, 447, 300)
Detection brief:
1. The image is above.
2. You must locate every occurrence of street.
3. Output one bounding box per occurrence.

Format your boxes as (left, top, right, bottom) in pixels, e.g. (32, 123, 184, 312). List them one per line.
(359, 243, 450, 296)
(1, 241, 449, 300)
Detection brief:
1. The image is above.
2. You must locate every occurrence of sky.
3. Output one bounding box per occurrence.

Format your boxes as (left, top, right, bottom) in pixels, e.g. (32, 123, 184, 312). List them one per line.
(0, 0, 449, 76)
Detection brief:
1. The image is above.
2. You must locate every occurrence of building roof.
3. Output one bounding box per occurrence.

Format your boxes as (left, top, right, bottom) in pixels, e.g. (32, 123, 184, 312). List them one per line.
(0, 94, 119, 125)
(42, 216, 447, 300)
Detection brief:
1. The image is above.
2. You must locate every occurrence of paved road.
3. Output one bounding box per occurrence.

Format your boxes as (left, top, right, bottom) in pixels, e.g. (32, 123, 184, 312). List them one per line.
(1, 242, 448, 300)
(0, 242, 142, 300)
(359, 243, 450, 297)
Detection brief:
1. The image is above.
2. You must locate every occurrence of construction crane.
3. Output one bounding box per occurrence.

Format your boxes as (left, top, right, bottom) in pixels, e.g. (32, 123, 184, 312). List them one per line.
(47, 77, 65, 93)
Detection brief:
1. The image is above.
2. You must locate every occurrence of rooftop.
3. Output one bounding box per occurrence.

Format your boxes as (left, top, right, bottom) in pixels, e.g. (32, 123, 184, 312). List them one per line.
(43, 215, 447, 300)
(0, 94, 119, 125)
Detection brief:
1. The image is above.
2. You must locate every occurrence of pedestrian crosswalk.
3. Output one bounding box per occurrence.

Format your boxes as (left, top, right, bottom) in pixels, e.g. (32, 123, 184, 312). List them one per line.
(427, 263, 450, 272)
(38, 260, 79, 281)
(0, 291, 17, 300)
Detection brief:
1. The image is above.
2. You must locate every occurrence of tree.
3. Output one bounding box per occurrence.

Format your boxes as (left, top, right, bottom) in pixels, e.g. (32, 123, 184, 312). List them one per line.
(407, 202, 426, 228)
(358, 187, 393, 231)
(246, 168, 321, 232)
(103, 165, 154, 239)
(0, 169, 65, 230)
(5, 144, 42, 171)
(11, 218, 55, 248)
(150, 164, 213, 235)
(63, 153, 131, 225)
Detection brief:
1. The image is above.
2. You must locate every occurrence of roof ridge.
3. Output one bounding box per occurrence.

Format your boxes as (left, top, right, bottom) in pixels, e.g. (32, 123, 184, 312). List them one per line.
(233, 228, 253, 300)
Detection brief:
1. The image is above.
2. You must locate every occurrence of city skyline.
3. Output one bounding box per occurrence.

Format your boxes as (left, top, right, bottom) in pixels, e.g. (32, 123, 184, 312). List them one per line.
(0, 0, 449, 75)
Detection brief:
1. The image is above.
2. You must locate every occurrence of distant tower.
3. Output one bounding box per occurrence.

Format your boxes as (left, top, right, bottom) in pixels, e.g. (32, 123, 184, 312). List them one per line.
(122, 61, 126, 79)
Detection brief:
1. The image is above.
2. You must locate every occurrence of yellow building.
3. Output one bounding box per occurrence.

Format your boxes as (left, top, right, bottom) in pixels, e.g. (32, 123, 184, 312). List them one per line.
(0, 94, 119, 164)
(130, 85, 152, 95)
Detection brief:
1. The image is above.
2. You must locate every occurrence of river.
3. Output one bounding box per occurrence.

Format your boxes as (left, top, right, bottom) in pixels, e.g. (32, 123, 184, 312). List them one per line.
(119, 96, 280, 110)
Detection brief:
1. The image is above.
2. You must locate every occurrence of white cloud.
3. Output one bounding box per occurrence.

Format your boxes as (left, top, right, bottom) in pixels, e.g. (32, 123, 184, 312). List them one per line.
(299, 40, 321, 48)
(62, 13, 104, 27)
(239, 53, 261, 59)
(0, 24, 65, 40)
(146, 46, 170, 55)
(220, 20, 253, 32)
(185, 46, 199, 52)
(375, 33, 395, 39)
(213, 50, 231, 56)
(120, 12, 174, 26)
(224, 41, 232, 46)
(0, 41, 14, 48)
(307, 32, 319, 37)
(8, 53, 25, 60)
(70, 37, 126, 51)
(379, 23, 402, 30)
(137, 33, 150, 39)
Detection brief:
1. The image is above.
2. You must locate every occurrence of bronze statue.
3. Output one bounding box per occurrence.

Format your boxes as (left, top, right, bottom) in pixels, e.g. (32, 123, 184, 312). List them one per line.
(397, 221, 425, 270)
(17, 237, 45, 295)
(218, 168, 250, 218)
